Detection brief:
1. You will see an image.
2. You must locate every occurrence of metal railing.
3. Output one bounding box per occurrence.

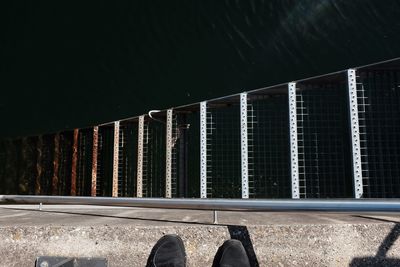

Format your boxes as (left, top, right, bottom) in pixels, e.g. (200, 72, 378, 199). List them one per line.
(1, 58, 400, 200)
(1, 195, 400, 212)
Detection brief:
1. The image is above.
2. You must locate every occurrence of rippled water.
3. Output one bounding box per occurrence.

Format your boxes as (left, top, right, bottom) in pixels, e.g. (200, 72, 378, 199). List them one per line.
(1, 1, 400, 137)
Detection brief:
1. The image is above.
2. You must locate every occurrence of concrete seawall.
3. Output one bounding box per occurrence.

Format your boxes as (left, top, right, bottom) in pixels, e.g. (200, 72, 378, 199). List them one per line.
(0, 205, 399, 266)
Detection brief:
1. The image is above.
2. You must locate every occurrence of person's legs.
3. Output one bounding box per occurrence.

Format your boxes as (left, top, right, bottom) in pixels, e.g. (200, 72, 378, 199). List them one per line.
(146, 234, 187, 267)
(212, 239, 251, 267)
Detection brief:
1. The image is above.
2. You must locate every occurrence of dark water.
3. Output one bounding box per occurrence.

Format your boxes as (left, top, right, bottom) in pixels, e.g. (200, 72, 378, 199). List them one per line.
(1, 1, 400, 138)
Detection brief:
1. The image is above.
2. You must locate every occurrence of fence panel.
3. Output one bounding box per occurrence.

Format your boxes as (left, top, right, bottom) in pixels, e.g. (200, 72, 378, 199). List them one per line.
(142, 117, 166, 197)
(0, 140, 6, 194)
(1, 140, 18, 194)
(40, 134, 55, 195)
(58, 132, 73, 195)
(76, 129, 93, 196)
(20, 137, 37, 195)
(165, 109, 201, 198)
(117, 121, 138, 197)
(96, 125, 114, 196)
(247, 87, 291, 198)
(296, 75, 353, 198)
(358, 69, 400, 197)
(206, 99, 241, 198)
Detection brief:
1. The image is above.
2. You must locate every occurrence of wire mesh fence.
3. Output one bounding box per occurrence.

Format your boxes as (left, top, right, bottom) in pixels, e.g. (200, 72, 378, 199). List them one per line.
(358, 68, 400, 198)
(117, 121, 138, 197)
(19, 137, 37, 195)
(2, 140, 19, 194)
(142, 116, 166, 198)
(96, 125, 114, 197)
(58, 132, 73, 195)
(40, 134, 54, 195)
(0, 59, 399, 199)
(76, 129, 93, 196)
(0, 140, 5, 194)
(176, 107, 201, 198)
(247, 88, 291, 198)
(205, 99, 242, 198)
(296, 76, 353, 198)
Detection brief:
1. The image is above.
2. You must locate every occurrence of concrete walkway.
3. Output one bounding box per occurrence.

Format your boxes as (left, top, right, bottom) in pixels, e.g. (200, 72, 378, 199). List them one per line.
(0, 205, 400, 266)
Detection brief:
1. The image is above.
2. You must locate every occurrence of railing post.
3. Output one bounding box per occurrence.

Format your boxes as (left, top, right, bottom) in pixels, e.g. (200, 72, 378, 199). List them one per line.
(347, 69, 363, 198)
(112, 121, 120, 197)
(200, 101, 207, 198)
(71, 129, 79, 196)
(288, 83, 300, 199)
(91, 126, 98, 197)
(137, 116, 144, 197)
(240, 93, 249, 199)
(165, 109, 173, 198)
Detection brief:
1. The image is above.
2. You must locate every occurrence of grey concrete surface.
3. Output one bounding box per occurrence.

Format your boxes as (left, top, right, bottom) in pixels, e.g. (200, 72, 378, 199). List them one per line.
(0, 205, 400, 266)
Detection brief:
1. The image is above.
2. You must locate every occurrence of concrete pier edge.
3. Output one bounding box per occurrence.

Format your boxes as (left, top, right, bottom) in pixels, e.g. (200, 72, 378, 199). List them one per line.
(0, 205, 400, 266)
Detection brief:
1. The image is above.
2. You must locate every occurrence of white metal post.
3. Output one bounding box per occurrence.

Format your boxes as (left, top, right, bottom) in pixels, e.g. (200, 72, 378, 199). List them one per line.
(347, 69, 363, 198)
(166, 109, 173, 198)
(112, 121, 120, 198)
(200, 101, 207, 198)
(240, 93, 249, 199)
(137, 116, 144, 198)
(288, 83, 300, 199)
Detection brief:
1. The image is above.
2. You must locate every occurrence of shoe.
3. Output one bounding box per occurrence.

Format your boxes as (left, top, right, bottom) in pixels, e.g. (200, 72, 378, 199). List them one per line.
(212, 239, 251, 267)
(146, 234, 187, 267)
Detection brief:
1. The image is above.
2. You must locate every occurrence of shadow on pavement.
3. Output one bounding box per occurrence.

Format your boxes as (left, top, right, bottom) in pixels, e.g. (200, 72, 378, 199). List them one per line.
(350, 216, 400, 267)
(0, 206, 227, 226)
(228, 225, 259, 267)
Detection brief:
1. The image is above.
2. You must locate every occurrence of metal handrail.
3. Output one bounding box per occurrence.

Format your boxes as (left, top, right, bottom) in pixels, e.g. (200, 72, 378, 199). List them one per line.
(1, 195, 400, 212)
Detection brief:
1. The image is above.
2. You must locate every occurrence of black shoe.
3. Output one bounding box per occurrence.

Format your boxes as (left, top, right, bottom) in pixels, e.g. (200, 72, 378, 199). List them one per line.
(212, 239, 251, 267)
(146, 234, 187, 267)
